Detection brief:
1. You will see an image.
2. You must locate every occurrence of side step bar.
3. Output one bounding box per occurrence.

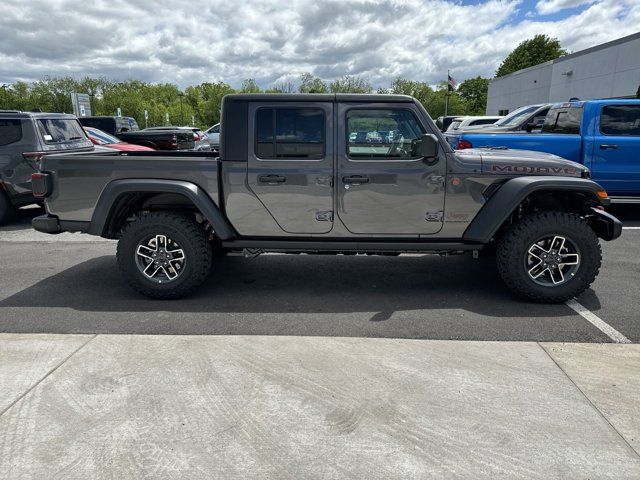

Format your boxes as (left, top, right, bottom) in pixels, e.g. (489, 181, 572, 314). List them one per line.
(221, 239, 483, 253)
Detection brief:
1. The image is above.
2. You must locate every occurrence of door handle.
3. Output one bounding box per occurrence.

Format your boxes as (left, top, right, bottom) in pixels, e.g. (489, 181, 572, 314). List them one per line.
(258, 174, 287, 184)
(342, 175, 370, 185)
(600, 144, 618, 150)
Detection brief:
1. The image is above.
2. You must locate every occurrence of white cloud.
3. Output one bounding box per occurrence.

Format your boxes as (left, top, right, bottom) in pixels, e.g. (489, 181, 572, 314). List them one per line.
(536, 0, 596, 15)
(0, 0, 638, 89)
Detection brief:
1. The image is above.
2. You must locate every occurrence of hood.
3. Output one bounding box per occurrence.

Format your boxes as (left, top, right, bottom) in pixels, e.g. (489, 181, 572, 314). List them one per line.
(471, 148, 588, 178)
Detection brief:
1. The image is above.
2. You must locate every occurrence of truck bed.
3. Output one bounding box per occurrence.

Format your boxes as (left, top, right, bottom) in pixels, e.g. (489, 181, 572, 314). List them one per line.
(41, 151, 220, 223)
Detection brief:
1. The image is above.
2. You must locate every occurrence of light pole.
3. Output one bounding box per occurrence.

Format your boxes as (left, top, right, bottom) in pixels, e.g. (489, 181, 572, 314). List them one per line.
(178, 92, 184, 126)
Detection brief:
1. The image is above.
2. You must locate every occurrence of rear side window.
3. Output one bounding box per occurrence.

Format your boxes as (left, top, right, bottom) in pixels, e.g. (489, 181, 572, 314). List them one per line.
(346, 109, 425, 159)
(542, 107, 583, 134)
(37, 119, 87, 144)
(0, 119, 22, 146)
(600, 105, 640, 136)
(470, 119, 498, 126)
(256, 108, 325, 159)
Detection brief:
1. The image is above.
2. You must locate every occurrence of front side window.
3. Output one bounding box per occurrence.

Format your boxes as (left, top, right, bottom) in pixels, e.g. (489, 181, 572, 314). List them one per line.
(542, 107, 583, 134)
(255, 108, 325, 159)
(347, 109, 424, 159)
(600, 105, 640, 136)
(38, 119, 87, 143)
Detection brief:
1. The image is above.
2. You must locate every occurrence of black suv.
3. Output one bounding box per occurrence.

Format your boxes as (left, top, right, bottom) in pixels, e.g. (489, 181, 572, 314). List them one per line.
(0, 111, 93, 224)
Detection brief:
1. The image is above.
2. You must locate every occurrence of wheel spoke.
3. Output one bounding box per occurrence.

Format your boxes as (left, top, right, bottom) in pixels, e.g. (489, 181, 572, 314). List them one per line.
(136, 245, 156, 260)
(528, 244, 547, 260)
(559, 253, 579, 266)
(161, 265, 178, 280)
(550, 266, 565, 285)
(143, 262, 161, 278)
(156, 235, 167, 250)
(550, 236, 566, 252)
(528, 262, 548, 279)
(166, 248, 185, 261)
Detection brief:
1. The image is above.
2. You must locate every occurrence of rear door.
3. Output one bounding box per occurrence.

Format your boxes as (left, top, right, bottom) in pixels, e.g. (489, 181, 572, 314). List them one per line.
(590, 104, 640, 195)
(247, 102, 334, 234)
(336, 103, 446, 235)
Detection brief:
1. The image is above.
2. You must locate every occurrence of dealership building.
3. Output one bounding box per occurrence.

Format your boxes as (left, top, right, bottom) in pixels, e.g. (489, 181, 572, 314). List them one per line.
(486, 32, 640, 115)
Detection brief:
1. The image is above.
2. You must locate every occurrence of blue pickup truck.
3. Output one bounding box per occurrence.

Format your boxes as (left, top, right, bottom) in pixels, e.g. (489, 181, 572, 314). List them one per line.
(455, 99, 640, 201)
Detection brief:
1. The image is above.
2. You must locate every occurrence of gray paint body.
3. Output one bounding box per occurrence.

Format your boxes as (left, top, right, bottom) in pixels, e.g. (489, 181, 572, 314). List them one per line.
(39, 95, 601, 244)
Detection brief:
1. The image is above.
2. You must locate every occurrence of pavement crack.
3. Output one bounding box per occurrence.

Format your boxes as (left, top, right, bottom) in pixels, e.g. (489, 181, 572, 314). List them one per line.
(537, 342, 640, 460)
(0, 334, 98, 418)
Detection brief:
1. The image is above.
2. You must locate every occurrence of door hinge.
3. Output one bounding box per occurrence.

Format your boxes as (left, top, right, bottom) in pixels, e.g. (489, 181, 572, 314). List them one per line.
(316, 176, 333, 187)
(316, 211, 333, 222)
(425, 211, 443, 222)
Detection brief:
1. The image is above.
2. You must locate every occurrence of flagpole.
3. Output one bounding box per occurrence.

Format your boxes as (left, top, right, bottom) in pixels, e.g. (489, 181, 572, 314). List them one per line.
(444, 70, 450, 117)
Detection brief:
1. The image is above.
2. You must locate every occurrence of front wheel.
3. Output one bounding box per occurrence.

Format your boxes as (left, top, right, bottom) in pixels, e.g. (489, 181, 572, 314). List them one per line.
(117, 212, 212, 299)
(497, 211, 602, 303)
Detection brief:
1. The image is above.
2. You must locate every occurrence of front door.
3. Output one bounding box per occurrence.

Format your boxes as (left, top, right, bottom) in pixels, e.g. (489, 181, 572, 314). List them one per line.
(336, 104, 446, 235)
(247, 102, 334, 234)
(590, 104, 640, 195)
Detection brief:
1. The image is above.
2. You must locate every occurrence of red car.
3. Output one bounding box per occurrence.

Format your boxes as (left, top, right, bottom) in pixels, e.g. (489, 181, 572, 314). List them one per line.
(83, 126, 155, 151)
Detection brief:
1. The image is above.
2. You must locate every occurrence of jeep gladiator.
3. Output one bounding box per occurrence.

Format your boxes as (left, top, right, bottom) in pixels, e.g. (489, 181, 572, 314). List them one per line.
(454, 99, 640, 201)
(32, 94, 622, 302)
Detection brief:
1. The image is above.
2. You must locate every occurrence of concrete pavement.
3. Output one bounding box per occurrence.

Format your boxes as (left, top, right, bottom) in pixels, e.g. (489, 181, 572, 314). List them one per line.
(1, 334, 639, 479)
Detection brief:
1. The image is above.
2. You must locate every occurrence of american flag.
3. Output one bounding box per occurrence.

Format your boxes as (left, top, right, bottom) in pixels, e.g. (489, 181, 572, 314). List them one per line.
(448, 73, 457, 91)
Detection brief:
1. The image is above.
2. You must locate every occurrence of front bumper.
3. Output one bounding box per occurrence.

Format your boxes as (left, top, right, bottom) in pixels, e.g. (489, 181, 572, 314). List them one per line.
(589, 207, 622, 241)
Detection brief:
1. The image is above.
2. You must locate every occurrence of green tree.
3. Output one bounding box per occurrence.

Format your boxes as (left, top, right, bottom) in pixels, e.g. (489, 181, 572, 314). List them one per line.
(457, 76, 489, 115)
(496, 34, 567, 77)
(240, 79, 261, 93)
(298, 73, 328, 93)
(329, 75, 372, 93)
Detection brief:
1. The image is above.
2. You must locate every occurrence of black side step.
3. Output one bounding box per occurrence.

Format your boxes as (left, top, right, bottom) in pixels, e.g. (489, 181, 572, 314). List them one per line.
(221, 239, 483, 252)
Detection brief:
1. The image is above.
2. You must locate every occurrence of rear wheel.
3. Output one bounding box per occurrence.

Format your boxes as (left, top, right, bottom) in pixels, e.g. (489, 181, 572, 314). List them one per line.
(0, 192, 15, 226)
(117, 212, 212, 299)
(497, 211, 601, 303)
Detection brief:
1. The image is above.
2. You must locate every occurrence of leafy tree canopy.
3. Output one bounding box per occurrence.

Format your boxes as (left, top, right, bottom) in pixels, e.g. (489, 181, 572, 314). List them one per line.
(457, 76, 489, 115)
(496, 34, 567, 77)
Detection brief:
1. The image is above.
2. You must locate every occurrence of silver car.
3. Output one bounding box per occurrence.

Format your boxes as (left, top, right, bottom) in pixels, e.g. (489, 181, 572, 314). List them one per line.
(205, 123, 220, 151)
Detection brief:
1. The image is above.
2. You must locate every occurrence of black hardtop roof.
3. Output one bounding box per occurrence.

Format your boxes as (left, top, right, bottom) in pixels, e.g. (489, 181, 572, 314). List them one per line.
(224, 93, 415, 103)
(0, 110, 78, 120)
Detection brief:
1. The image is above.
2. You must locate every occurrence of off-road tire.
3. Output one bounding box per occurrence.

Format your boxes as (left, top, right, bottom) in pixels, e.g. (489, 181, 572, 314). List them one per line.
(0, 192, 15, 226)
(117, 212, 212, 299)
(497, 211, 601, 303)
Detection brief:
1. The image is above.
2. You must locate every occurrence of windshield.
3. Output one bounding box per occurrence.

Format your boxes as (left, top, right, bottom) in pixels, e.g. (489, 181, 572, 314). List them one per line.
(37, 119, 87, 144)
(86, 128, 121, 145)
(494, 105, 541, 127)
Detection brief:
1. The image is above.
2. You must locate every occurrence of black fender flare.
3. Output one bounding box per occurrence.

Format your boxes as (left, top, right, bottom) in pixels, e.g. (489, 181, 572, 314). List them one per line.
(462, 176, 609, 244)
(88, 179, 236, 240)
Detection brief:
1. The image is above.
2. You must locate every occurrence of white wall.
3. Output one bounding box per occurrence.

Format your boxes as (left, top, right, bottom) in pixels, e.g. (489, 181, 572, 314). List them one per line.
(486, 33, 640, 115)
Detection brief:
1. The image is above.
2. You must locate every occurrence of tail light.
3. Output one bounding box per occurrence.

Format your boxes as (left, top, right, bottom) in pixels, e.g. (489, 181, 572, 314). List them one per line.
(457, 139, 472, 150)
(31, 172, 52, 198)
(193, 133, 201, 141)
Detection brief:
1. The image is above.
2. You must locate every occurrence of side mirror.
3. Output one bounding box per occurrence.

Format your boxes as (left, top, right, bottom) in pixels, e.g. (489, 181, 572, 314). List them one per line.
(413, 134, 439, 159)
(525, 122, 535, 133)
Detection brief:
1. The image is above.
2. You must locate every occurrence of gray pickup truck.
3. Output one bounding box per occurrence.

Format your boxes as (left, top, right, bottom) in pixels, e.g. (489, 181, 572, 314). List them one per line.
(32, 94, 621, 302)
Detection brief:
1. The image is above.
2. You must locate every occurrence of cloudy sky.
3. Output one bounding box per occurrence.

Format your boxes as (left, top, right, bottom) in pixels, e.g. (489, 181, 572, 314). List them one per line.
(1, 0, 638, 89)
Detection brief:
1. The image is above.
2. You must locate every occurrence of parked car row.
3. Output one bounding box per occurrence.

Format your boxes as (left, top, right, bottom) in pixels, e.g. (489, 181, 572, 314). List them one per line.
(451, 99, 640, 200)
(0, 110, 224, 224)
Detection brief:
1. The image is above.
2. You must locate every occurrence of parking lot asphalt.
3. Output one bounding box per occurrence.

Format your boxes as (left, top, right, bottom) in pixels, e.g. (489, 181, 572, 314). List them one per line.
(0, 205, 638, 343)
